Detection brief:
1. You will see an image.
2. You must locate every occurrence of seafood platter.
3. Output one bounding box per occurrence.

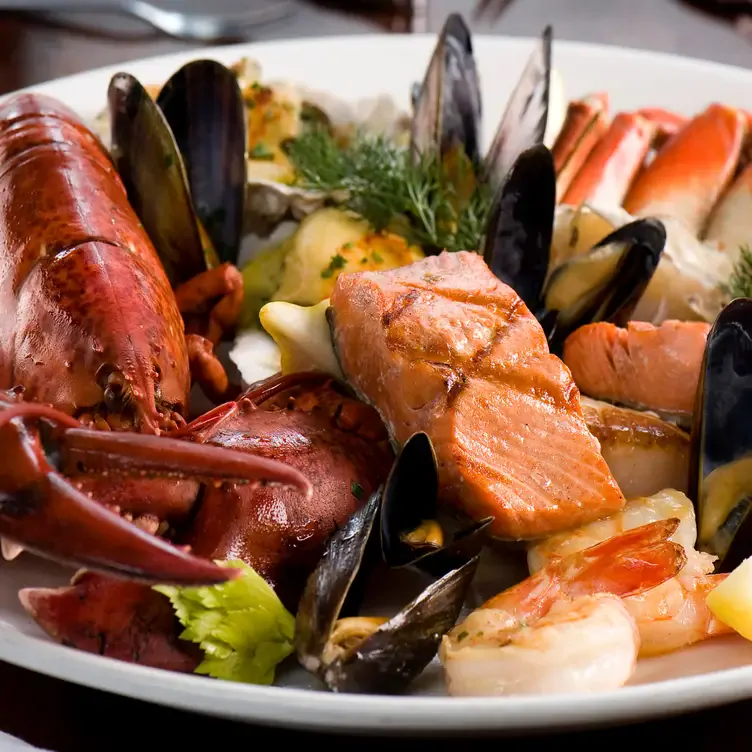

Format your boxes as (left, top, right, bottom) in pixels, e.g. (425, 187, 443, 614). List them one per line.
(5, 13, 752, 731)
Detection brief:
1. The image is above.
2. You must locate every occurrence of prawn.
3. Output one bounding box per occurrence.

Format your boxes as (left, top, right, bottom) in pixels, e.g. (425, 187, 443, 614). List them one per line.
(440, 520, 685, 696)
(526, 489, 734, 657)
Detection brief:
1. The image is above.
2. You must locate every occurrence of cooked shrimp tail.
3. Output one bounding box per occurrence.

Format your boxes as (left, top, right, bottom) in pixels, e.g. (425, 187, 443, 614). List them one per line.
(624, 572, 733, 656)
(484, 518, 687, 618)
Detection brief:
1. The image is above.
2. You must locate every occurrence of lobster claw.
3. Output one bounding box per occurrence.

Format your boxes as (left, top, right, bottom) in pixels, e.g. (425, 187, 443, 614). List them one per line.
(0, 400, 312, 586)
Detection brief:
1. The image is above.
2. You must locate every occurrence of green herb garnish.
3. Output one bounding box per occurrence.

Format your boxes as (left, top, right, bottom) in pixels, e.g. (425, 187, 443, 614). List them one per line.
(725, 245, 752, 298)
(249, 142, 275, 161)
(321, 252, 347, 279)
(284, 127, 493, 253)
(350, 480, 364, 499)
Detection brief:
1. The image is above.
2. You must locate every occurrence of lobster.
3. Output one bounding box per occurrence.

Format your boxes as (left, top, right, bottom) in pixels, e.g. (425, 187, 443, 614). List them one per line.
(0, 90, 395, 668)
(0, 91, 312, 583)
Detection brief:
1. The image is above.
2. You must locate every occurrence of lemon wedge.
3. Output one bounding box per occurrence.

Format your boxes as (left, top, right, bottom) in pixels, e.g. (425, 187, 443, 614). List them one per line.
(259, 299, 343, 381)
(706, 556, 752, 640)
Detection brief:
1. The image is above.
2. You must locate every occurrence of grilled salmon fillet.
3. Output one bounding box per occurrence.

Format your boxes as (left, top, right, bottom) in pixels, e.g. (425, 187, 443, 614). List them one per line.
(562, 321, 710, 423)
(329, 251, 625, 540)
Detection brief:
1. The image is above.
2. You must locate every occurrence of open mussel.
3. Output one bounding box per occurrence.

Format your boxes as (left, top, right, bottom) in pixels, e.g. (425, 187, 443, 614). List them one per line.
(690, 297, 752, 572)
(295, 432, 492, 694)
(107, 59, 247, 286)
(482, 144, 667, 354)
(411, 13, 552, 194)
(156, 60, 247, 265)
(410, 13, 482, 168)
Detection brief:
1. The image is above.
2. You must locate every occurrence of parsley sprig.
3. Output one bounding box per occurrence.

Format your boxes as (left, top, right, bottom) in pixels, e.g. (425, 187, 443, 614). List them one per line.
(284, 128, 493, 253)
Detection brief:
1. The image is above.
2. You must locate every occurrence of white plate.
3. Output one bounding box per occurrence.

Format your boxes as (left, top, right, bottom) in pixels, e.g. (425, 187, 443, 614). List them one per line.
(3, 33, 752, 734)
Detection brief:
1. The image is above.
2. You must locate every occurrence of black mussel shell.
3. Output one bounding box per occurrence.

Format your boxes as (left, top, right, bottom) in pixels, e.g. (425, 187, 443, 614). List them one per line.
(156, 60, 247, 266)
(380, 432, 493, 575)
(481, 143, 555, 320)
(108, 72, 207, 288)
(542, 217, 666, 354)
(321, 557, 478, 694)
(411, 13, 482, 167)
(481, 25, 552, 193)
(295, 432, 488, 694)
(690, 297, 752, 572)
(295, 491, 380, 677)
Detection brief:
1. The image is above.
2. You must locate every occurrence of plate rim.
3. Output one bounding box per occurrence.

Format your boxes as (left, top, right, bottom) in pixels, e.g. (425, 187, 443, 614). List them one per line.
(8, 32, 752, 101)
(3, 31, 752, 730)
(2, 628, 752, 732)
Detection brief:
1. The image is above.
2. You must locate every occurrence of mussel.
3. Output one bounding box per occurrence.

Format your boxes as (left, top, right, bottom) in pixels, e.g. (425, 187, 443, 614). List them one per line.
(107, 59, 247, 286)
(411, 13, 552, 194)
(410, 13, 482, 168)
(481, 143, 667, 354)
(295, 432, 492, 694)
(690, 297, 752, 572)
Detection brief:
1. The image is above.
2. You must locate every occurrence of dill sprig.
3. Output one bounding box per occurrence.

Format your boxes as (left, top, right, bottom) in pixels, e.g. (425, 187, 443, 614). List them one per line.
(284, 127, 493, 252)
(725, 245, 752, 299)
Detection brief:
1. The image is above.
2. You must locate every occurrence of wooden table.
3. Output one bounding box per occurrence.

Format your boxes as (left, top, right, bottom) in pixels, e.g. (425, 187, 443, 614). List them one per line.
(1, 2, 752, 748)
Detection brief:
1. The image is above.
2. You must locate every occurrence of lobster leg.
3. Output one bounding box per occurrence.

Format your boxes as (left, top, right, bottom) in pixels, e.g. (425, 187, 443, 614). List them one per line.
(0, 402, 311, 585)
(176, 263, 245, 346)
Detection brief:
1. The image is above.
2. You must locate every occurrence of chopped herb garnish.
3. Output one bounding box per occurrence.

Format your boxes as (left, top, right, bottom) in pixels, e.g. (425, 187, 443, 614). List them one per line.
(164, 153, 174, 169)
(284, 126, 493, 253)
(249, 143, 275, 161)
(371, 251, 384, 263)
(456, 630, 469, 642)
(361, 257, 369, 264)
(342, 242, 354, 250)
(321, 252, 347, 279)
(350, 481, 363, 499)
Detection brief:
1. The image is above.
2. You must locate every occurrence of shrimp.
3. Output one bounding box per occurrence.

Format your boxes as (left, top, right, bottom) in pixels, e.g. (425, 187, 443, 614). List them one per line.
(527, 489, 702, 573)
(439, 520, 685, 696)
(442, 594, 639, 696)
(526, 489, 733, 657)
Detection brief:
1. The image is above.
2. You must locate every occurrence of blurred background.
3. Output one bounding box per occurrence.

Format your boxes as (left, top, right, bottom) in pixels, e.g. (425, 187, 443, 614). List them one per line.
(0, 0, 751, 93)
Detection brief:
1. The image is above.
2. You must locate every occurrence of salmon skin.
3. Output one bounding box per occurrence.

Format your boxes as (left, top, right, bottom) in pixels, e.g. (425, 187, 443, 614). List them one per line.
(562, 321, 710, 424)
(329, 251, 626, 540)
(0, 93, 189, 432)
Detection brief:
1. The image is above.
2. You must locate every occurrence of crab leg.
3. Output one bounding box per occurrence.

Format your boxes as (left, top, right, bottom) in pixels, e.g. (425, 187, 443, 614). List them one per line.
(551, 93, 610, 199)
(0, 402, 311, 585)
(636, 108, 689, 147)
(703, 161, 752, 253)
(623, 103, 747, 236)
(561, 112, 656, 207)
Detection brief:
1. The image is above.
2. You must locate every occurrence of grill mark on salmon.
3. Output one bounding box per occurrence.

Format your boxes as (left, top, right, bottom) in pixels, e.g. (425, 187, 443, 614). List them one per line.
(382, 289, 421, 328)
(562, 321, 710, 424)
(330, 251, 626, 540)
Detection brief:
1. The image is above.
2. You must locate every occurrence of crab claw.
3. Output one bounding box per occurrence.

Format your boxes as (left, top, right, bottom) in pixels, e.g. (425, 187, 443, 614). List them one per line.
(0, 400, 312, 585)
